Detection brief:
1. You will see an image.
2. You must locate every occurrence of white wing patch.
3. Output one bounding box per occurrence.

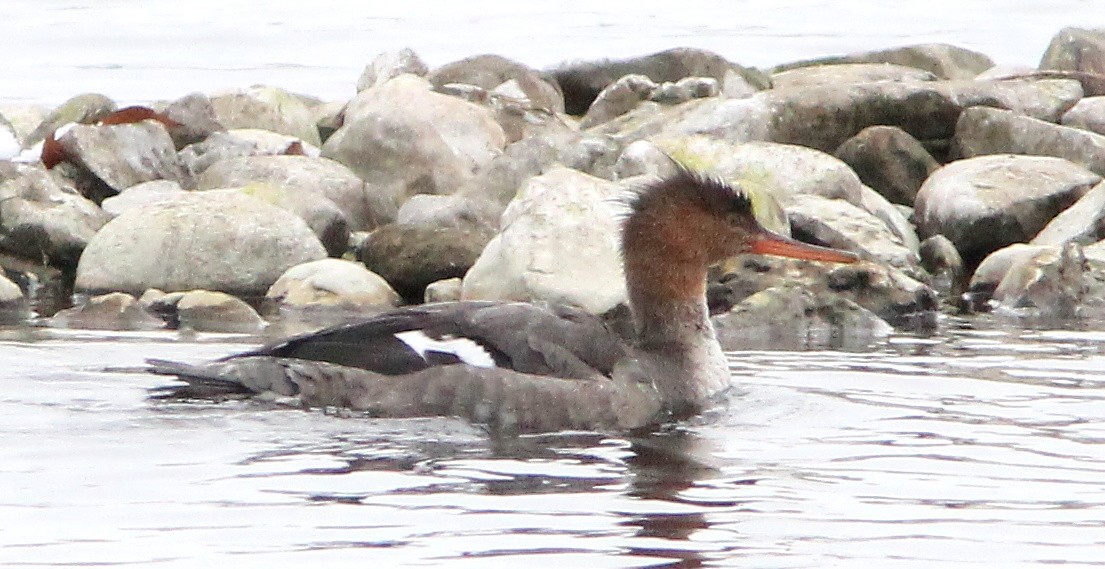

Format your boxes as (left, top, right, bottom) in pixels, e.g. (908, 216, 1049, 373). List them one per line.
(394, 331, 496, 368)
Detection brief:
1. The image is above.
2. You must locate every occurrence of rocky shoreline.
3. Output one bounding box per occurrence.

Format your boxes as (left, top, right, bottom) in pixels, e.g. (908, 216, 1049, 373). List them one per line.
(3, 27, 1105, 348)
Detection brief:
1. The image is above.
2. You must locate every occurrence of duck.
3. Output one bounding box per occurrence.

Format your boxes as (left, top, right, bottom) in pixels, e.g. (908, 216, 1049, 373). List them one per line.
(149, 167, 859, 434)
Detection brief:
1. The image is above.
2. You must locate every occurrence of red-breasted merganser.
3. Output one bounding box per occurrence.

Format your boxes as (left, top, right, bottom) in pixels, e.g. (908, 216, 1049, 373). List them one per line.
(150, 168, 858, 434)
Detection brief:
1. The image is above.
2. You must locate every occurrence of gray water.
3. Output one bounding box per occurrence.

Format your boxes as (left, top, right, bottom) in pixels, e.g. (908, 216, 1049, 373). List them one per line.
(1, 319, 1103, 568)
(3, 2, 1105, 567)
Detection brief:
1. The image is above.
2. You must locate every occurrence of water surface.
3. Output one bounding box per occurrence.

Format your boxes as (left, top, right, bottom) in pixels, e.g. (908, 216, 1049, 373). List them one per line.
(1, 320, 1103, 567)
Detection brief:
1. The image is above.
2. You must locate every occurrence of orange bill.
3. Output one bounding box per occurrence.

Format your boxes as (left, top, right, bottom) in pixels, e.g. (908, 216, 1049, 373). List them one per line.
(748, 230, 859, 264)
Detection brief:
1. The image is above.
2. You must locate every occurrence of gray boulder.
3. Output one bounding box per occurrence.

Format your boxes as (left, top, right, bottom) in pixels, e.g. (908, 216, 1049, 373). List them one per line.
(919, 234, 966, 297)
(322, 75, 506, 209)
(0, 163, 108, 267)
(55, 120, 188, 202)
(954, 106, 1105, 175)
(357, 223, 490, 303)
(579, 74, 658, 129)
(834, 125, 941, 206)
(787, 194, 920, 275)
(713, 284, 893, 351)
(75, 190, 327, 296)
(1040, 27, 1105, 75)
(174, 290, 265, 333)
(462, 167, 626, 314)
(25, 93, 116, 147)
(550, 47, 771, 115)
(713, 256, 937, 326)
(195, 154, 390, 231)
(1060, 96, 1105, 135)
(209, 86, 321, 147)
(223, 183, 350, 257)
(772, 63, 937, 89)
(774, 43, 993, 80)
(160, 92, 226, 149)
(49, 292, 163, 330)
(267, 258, 400, 308)
(914, 155, 1100, 266)
(428, 54, 564, 114)
(1031, 181, 1105, 246)
(990, 242, 1102, 318)
(357, 48, 429, 92)
(0, 272, 27, 323)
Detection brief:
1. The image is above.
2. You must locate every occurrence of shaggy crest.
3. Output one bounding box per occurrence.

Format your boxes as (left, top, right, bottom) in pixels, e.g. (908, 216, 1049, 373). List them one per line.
(624, 166, 753, 222)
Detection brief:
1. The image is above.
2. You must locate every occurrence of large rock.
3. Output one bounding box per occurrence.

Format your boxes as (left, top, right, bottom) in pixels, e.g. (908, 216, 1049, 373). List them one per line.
(914, 155, 1100, 267)
(713, 256, 937, 327)
(834, 125, 938, 206)
(774, 43, 994, 80)
(1031, 181, 1105, 246)
(209, 86, 321, 147)
(179, 129, 319, 178)
(267, 258, 400, 308)
(100, 180, 186, 218)
(989, 242, 1103, 318)
(550, 47, 771, 115)
(176, 290, 265, 333)
(229, 182, 350, 257)
(428, 54, 564, 114)
(357, 223, 490, 303)
(25, 93, 116, 147)
(712, 284, 893, 351)
(1061, 96, 1105, 135)
(160, 92, 226, 149)
(954, 106, 1105, 175)
(357, 48, 429, 92)
(772, 63, 937, 89)
(195, 155, 390, 231)
(462, 167, 626, 314)
(1040, 28, 1105, 75)
(579, 74, 658, 129)
(54, 120, 188, 202)
(321, 75, 506, 209)
(75, 190, 327, 296)
(0, 163, 108, 267)
(787, 194, 920, 275)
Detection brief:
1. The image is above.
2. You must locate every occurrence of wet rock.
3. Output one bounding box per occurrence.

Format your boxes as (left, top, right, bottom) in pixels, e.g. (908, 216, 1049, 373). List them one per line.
(357, 48, 429, 92)
(160, 92, 226, 149)
(919, 234, 966, 297)
(54, 120, 188, 203)
(1060, 96, 1105, 135)
(1039, 27, 1105, 75)
(424, 277, 462, 303)
(834, 125, 939, 206)
(176, 290, 264, 334)
(195, 154, 389, 231)
(990, 242, 1098, 319)
(75, 190, 326, 297)
(943, 78, 1083, 123)
(462, 167, 626, 314)
(428, 54, 564, 114)
(322, 75, 506, 209)
(579, 74, 658, 129)
(551, 47, 770, 115)
(712, 284, 893, 351)
(774, 43, 993, 80)
(0, 163, 108, 268)
(914, 154, 1100, 267)
(964, 243, 1055, 308)
(1031, 181, 1105, 246)
(358, 223, 490, 303)
(954, 107, 1105, 175)
(772, 63, 936, 89)
(100, 180, 186, 218)
(787, 194, 920, 275)
(0, 272, 27, 323)
(25, 93, 116, 147)
(210, 86, 321, 147)
(713, 256, 936, 326)
(267, 258, 400, 308)
(49, 292, 163, 330)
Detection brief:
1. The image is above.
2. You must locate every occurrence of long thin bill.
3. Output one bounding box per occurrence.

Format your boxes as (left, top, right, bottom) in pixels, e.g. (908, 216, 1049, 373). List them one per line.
(748, 231, 859, 264)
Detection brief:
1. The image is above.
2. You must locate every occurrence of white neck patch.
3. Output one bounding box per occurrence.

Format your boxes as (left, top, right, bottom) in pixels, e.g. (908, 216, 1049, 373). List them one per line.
(394, 331, 496, 368)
